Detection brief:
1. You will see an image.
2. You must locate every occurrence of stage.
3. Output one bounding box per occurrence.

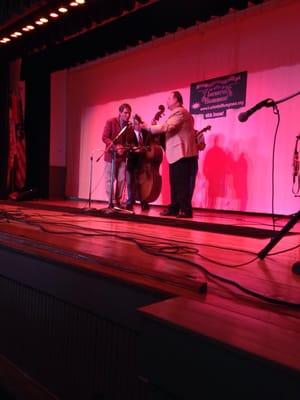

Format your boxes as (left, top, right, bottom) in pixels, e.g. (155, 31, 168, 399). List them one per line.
(2, 1, 300, 398)
(0, 199, 299, 399)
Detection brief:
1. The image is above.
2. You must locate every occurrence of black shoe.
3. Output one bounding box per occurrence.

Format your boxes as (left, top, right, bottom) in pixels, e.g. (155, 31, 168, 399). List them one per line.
(125, 204, 133, 211)
(160, 209, 178, 217)
(141, 201, 150, 211)
(176, 211, 193, 218)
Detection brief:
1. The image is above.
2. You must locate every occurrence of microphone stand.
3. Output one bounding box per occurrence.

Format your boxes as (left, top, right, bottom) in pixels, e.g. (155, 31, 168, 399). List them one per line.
(108, 148, 116, 209)
(87, 148, 102, 210)
(96, 124, 128, 163)
(257, 210, 300, 259)
(273, 90, 300, 106)
(100, 124, 134, 215)
(257, 90, 300, 272)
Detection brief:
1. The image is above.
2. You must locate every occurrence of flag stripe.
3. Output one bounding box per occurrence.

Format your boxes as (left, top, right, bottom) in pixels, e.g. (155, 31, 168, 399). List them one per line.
(7, 90, 26, 191)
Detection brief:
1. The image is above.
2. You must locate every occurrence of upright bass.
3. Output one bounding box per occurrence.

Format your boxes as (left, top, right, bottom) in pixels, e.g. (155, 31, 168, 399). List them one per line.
(135, 107, 165, 203)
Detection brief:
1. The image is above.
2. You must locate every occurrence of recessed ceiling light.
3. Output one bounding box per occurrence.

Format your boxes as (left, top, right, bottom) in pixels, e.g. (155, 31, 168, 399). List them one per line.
(50, 12, 59, 18)
(40, 18, 49, 23)
(58, 7, 68, 13)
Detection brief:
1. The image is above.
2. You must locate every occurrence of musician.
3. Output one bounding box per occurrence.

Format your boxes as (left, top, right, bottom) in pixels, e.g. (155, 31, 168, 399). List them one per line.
(102, 103, 132, 207)
(125, 114, 151, 211)
(144, 91, 198, 218)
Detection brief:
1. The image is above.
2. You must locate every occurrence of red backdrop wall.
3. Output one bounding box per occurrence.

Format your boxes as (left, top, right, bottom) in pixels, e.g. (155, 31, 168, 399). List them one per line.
(51, 0, 300, 214)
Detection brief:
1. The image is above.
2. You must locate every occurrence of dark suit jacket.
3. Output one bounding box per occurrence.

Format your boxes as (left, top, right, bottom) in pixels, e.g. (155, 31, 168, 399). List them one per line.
(126, 129, 151, 172)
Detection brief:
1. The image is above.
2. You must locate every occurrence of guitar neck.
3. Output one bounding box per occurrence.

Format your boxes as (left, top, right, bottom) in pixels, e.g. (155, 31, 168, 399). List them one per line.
(195, 125, 211, 136)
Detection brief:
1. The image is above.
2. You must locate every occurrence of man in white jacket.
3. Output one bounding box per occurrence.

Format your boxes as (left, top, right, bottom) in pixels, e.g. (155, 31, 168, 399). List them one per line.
(145, 91, 198, 218)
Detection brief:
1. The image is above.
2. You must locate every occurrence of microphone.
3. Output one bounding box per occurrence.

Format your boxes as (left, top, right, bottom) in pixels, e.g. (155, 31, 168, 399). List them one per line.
(238, 98, 275, 122)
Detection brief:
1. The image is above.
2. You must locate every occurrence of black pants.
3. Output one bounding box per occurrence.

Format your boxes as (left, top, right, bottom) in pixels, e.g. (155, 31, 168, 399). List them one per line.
(169, 156, 198, 214)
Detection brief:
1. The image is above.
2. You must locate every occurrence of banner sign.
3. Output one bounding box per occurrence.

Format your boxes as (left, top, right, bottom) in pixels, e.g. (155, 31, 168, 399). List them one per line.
(190, 71, 247, 119)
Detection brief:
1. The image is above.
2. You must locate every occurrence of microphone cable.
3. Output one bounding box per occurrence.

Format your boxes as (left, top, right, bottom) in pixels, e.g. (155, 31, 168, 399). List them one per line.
(271, 103, 281, 231)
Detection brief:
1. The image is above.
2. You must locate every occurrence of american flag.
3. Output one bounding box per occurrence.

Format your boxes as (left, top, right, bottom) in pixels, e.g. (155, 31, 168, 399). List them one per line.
(7, 89, 26, 191)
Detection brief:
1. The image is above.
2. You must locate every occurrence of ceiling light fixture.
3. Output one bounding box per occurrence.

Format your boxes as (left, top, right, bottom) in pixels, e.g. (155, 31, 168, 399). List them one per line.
(1, 2, 84, 47)
(58, 7, 68, 13)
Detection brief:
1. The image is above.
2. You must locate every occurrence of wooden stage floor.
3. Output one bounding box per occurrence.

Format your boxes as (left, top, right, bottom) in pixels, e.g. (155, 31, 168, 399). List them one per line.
(0, 199, 300, 385)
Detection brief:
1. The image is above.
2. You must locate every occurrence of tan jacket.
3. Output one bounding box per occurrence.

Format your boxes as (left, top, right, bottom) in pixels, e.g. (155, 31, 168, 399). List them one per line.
(150, 106, 198, 164)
